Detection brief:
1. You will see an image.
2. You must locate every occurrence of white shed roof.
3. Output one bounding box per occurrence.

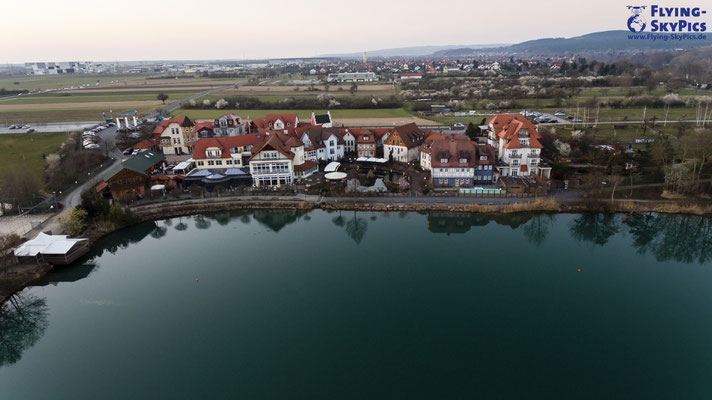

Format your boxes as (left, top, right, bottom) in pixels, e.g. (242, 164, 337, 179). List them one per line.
(14, 232, 87, 257)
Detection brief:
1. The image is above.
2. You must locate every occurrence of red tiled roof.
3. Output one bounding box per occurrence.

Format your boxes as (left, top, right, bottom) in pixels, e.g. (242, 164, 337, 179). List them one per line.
(133, 139, 156, 150)
(193, 133, 265, 160)
(294, 160, 318, 172)
(487, 114, 543, 150)
(430, 137, 478, 168)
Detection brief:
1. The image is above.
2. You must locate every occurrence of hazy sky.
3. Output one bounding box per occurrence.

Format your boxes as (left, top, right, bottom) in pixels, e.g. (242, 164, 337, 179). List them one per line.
(0, 0, 701, 63)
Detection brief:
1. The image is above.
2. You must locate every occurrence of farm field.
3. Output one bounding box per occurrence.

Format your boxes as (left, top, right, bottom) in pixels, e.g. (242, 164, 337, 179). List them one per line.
(0, 132, 68, 179)
(0, 106, 157, 124)
(212, 84, 396, 96)
(174, 107, 439, 126)
(0, 74, 154, 92)
(0, 92, 198, 105)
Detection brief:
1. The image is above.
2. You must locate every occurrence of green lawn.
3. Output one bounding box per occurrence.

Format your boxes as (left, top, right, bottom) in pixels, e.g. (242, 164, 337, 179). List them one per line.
(173, 108, 413, 120)
(0, 132, 68, 179)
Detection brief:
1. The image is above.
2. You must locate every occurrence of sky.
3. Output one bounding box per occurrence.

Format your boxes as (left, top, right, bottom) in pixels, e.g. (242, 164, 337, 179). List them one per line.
(0, 0, 702, 63)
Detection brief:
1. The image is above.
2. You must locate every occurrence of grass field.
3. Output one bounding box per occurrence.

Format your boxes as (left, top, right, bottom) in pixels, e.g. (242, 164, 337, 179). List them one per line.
(0, 132, 68, 179)
(174, 108, 415, 120)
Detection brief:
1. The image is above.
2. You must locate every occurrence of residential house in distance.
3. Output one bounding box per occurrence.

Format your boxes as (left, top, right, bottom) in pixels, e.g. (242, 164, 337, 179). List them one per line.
(485, 114, 550, 178)
(98, 151, 165, 199)
(213, 114, 246, 136)
(265, 113, 299, 130)
(311, 111, 333, 128)
(342, 129, 356, 153)
(300, 127, 345, 161)
(355, 131, 377, 158)
(384, 123, 425, 163)
(249, 133, 318, 186)
(160, 116, 197, 155)
(192, 134, 264, 170)
(430, 137, 478, 188)
(195, 122, 215, 138)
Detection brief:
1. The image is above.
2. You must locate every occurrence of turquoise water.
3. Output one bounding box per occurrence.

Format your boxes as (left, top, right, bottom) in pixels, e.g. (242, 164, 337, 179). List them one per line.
(1, 211, 712, 399)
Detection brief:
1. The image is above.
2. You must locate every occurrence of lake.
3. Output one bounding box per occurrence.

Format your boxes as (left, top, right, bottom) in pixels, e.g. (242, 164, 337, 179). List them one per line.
(1, 210, 712, 399)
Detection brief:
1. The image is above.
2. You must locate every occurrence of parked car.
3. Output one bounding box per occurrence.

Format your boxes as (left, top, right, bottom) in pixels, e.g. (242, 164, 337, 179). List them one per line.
(567, 116, 574, 120)
(26, 128, 35, 133)
(554, 111, 566, 116)
(123, 148, 133, 155)
(21, 124, 30, 129)
(85, 144, 100, 150)
(453, 123, 465, 129)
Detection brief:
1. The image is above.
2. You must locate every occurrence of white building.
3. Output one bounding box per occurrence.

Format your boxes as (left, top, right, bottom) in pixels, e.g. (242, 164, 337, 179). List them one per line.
(327, 72, 377, 82)
(212, 114, 246, 136)
(300, 127, 345, 162)
(249, 133, 317, 186)
(485, 114, 550, 178)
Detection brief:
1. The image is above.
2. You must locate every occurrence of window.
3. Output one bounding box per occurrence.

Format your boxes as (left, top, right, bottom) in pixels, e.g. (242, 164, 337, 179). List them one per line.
(512, 159, 520, 166)
(216, 160, 222, 165)
(197, 161, 204, 166)
(440, 158, 448, 163)
(226, 160, 233, 165)
(511, 169, 518, 176)
(459, 158, 467, 163)
(208, 161, 215, 166)
(480, 156, 488, 160)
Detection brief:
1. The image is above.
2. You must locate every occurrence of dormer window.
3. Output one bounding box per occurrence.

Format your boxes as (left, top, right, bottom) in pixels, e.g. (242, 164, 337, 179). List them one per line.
(440, 158, 448, 163)
(459, 158, 467, 163)
(480, 155, 488, 160)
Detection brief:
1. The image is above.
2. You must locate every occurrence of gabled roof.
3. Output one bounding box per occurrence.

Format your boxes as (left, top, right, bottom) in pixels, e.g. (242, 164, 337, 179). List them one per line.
(487, 114, 543, 149)
(248, 133, 300, 162)
(391, 123, 425, 149)
(265, 113, 298, 127)
(193, 133, 265, 159)
(104, 151, 165, 181)
(431, 137, 477, 168)
(195, 121, 214, 131)
(302, 126, 345, 148)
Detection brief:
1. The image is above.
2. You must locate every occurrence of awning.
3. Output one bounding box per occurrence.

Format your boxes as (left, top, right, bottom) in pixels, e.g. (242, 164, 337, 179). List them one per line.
(324, 162, 341, 173)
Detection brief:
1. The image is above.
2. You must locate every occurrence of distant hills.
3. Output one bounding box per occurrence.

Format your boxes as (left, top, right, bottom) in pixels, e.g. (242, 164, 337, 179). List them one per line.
(433, 31, 712, 56)
(321, 44, 508, 59)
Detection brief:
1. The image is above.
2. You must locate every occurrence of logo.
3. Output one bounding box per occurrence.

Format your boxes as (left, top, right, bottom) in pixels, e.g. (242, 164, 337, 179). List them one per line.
(627, 6, 647, 32)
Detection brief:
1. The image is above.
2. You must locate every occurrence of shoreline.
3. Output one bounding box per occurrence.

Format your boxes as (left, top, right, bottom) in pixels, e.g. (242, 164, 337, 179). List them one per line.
(3, 196, 712, 304)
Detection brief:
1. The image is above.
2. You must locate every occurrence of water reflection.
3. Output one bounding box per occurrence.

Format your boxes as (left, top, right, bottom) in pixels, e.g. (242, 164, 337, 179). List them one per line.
(331, 210, 369, 244)
(33, 261, 99, 287)
(252, 210, 308, 232)
(0, 293, 49, 367)
(100, 221, 156, 256)
(569, 214, 620, 246)
(522, 215, 555, 247)
(624, 213, 712, 264)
